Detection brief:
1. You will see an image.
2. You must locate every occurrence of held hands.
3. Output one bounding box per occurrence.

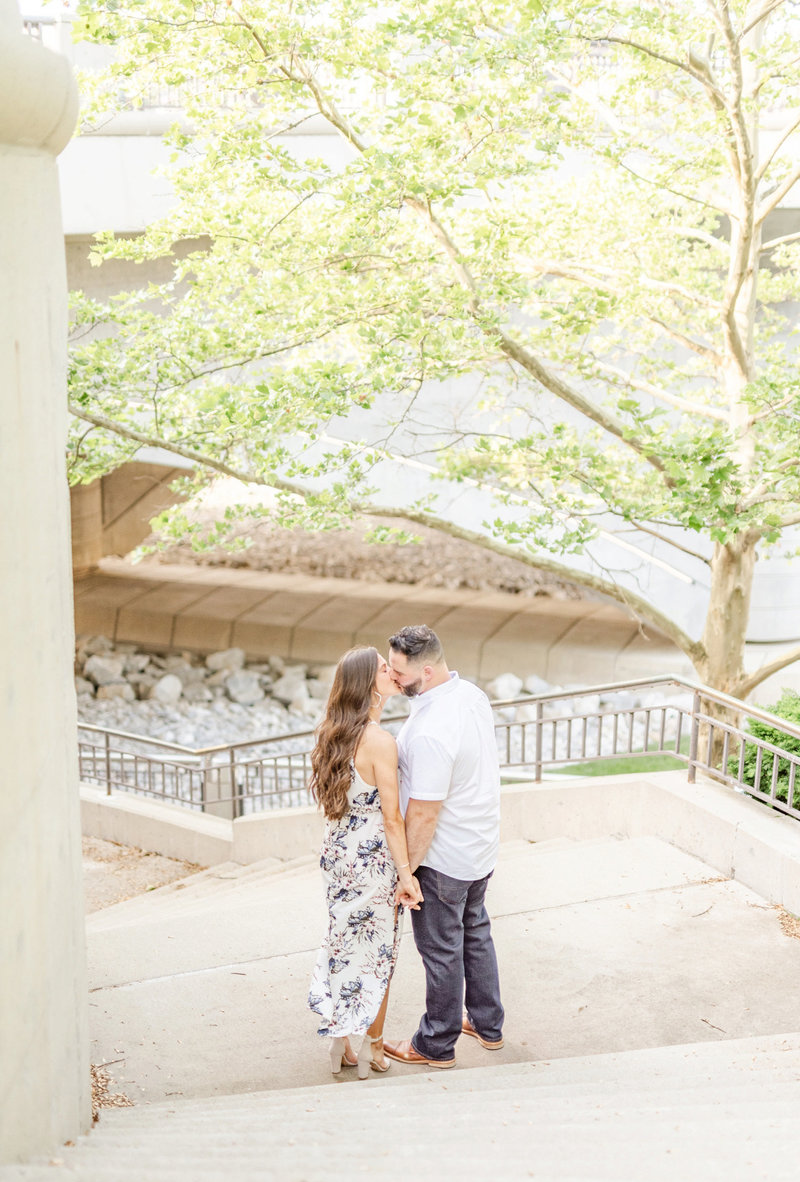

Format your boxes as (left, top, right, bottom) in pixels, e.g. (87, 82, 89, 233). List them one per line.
(395, 873, 423, 911)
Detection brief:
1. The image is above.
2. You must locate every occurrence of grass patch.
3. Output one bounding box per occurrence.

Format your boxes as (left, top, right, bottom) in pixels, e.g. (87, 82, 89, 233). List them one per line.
(550, 738, 690, 777)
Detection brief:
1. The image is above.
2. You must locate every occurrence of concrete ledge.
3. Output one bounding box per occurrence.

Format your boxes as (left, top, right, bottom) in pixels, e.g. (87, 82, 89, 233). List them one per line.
(504, 770, 800, 916)
(81, 771, 800, 916)
(80, 785, 233, 867)
(231, 805, 324, 864)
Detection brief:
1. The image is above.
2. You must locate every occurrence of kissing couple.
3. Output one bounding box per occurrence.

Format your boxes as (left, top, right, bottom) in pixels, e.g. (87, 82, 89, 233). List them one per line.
(307, 624, 504, 1077)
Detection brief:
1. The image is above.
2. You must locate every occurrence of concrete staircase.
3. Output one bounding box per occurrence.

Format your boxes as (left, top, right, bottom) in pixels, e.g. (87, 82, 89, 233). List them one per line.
(7, 817, 800, 1180)
(6, 1035, 800, 1180)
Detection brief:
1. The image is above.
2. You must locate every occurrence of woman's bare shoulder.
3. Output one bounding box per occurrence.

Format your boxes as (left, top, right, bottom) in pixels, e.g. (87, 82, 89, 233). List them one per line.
(359, 724, 397, 755)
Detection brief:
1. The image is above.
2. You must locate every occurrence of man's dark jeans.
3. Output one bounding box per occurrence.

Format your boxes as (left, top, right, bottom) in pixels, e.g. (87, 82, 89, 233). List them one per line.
(410, 865, 504, 1062)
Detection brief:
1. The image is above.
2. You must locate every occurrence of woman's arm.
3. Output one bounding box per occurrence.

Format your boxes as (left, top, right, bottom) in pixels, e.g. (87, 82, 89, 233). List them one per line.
(366, 731, 423, 907)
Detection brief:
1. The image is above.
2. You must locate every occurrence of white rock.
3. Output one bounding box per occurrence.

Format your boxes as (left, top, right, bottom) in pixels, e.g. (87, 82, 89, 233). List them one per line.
(307, 663, 337, 686)
(174, 663, 207, 686)
(127, 673, 158, 700)
(486, 673, 524, 701)
(182, 682, 214, 703)
(290, 694, 322, 720)
(149, 674, 183, 704)
(268, 655, 285, 677)
(164, 655, 192, 676)
(83, 654, 125, 686)
(206, 647, 246, 673)
(123, 653, 151, 675)
(80, 635, 114, 657)
(74, 677, 94, 697)
(306, 678, 331, 702)
(96, 683, 136, 702)
(515, 703, 540, 723)
(523, 674, 550, 696)
(271, 669, 309, 705)
(225, 671, 265, 706)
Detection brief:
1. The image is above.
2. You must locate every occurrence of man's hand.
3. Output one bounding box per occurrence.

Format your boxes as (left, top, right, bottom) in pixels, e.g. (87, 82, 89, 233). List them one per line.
(395, 875, 424, 910)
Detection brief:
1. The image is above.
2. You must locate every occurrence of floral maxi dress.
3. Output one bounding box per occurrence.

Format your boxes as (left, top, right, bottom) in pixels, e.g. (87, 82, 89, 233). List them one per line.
(308, 765, 401, 1038)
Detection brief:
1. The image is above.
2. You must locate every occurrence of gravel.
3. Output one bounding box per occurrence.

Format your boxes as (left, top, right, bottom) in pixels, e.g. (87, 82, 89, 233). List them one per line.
(139, 514, 593, 599)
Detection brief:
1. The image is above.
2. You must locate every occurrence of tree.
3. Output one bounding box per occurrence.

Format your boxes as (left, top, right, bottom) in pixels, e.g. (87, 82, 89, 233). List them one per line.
(68, 0, 800, 699)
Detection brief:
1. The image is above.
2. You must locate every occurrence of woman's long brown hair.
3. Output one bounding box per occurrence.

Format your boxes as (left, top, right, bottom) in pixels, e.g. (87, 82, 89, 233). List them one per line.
(310, 646, 378, 821)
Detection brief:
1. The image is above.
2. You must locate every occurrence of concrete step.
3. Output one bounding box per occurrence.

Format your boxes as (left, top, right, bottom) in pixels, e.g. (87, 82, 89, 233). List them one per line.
(87, 854, 319, 931)
(82, 1031, 800, 1119)
(6, 1037, 800, 1181)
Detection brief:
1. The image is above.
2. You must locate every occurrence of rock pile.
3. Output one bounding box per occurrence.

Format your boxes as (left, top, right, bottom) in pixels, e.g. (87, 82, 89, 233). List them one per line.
(76, 636, 332, 712)
(74, 636, 411, 748)
(75, 635, 682, 759)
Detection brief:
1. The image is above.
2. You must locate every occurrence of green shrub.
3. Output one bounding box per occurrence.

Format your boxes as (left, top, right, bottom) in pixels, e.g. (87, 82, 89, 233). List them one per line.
(729, 690, 800, 808)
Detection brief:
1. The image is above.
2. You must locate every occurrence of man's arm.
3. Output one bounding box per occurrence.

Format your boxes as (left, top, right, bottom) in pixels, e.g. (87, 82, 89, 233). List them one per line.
(404, 798, 442, 872)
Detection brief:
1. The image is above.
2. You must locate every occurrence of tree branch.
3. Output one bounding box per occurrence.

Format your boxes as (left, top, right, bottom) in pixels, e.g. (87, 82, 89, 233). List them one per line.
(238, 37, 695, 481)
(589, 357, 728, 422)
(490, 325, 673, 480)
(69, 405, 308, 498)
(738, 641, 800, 698)
(756, 165, 800, 225)
(755, 110, 800, 182)
(760, 230, 800, 252)
(741, 0, 787, 39)
(588, 34, 722, 93)
(708, 0, 757, 381)
(531, 257, 715, 310)
(400, 200, 674, 479)
(69, 405, 711, 662)
(616, 157, 732, 217)
(371, 503, 705, 662)
(596, 34, 742, 184)
(618, 519, 712, 566)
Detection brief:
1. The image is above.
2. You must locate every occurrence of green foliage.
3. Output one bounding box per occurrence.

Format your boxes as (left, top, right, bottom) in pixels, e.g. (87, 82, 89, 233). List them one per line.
(729, 691, 800, 808)
(64, 0, 800, 686)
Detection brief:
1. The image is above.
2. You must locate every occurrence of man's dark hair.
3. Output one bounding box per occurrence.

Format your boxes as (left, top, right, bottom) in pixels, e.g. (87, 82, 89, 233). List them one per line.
(388, 625, 444, 663)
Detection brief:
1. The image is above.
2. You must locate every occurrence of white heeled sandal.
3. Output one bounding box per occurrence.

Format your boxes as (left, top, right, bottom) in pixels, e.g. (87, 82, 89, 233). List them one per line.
(370, 1035, 390, 1073)
(329, 1037, 359, 1073)
(329, 1036, 347, 1074)
(357, 1033, 374, 1080)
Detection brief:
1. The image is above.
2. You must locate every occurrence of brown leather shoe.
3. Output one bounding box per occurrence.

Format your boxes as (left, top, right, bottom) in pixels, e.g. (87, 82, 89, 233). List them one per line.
(382, 1038, 455, 1069)
(461, 1014, 504, 1050)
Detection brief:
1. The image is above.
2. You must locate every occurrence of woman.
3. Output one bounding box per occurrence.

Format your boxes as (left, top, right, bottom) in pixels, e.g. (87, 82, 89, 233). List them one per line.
(307, 646, 423, 1079)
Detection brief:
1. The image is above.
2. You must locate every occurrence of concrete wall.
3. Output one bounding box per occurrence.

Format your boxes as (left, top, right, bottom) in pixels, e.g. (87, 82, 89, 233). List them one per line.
(0, 4, 89, 1163)
(74, 557, 693, 687)
(71, 463, 189, 575)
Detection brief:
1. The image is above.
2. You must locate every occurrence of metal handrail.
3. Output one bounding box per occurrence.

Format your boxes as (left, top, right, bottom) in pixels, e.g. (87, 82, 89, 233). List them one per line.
(77, 675, 800, 823)
(76, 720, 317, 757)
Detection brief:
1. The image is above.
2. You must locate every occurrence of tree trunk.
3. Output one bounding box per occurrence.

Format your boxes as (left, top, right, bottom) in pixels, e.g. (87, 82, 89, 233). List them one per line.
(693, 533, 759, 768)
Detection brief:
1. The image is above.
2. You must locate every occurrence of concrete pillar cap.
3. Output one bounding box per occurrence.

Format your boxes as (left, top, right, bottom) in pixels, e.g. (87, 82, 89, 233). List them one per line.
(0, 2, 78, 154)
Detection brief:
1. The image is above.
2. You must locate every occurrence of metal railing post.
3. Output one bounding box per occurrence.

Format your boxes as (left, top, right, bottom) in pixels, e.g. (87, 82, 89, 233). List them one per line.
(230, 747, 239, 819)
(104, 731, 112, 796)
(201, 754, 211, 814)
(534, 701, 543, 782)
(687, 690, 701, 783)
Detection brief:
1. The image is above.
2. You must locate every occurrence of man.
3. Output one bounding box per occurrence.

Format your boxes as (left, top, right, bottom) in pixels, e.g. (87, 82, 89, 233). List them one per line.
(383, 624, 504, 1069)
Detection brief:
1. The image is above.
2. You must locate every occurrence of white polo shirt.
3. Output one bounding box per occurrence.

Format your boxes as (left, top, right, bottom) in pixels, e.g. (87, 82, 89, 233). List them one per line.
(397, 673, 500, 881)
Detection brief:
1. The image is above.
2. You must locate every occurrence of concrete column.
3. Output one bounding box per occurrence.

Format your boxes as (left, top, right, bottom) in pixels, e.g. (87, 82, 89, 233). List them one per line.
(0, 2, 88, 1164)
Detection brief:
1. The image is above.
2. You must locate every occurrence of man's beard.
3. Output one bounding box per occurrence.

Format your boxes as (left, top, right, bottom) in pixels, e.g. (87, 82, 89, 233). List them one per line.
(400, 678, 423, 698)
